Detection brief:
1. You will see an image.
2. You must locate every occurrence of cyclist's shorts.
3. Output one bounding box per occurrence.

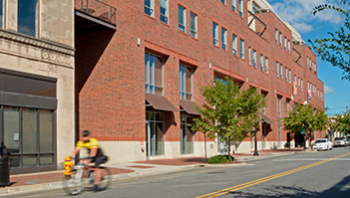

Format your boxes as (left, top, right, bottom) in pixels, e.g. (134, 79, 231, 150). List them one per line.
(91, 155, 108, 168)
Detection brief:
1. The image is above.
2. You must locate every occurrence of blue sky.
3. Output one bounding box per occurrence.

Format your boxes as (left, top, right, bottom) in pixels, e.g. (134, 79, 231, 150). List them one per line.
(268, 0, 350, 115)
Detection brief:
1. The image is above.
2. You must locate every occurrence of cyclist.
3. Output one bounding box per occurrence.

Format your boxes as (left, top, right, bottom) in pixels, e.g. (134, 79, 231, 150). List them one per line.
(70, 130, 107, 191)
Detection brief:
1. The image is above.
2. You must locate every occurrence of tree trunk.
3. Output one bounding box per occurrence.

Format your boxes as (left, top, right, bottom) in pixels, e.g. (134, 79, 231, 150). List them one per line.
(227, 140, 231, 157)
(308, 131, 312, 150)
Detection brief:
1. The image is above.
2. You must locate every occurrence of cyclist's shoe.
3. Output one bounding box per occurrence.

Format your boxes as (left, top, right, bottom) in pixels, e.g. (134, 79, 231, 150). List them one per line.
(93, 184, 101, 192)
(100, 176, 104, 182)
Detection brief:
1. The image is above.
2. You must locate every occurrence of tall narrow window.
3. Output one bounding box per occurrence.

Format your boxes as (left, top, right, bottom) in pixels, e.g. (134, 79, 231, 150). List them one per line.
(265, 57, 268, 74)
(301, 79, 303, 91)
(275, 29, 278, 44)
(221, 0, 225, 4)
(179, 64, 193, 101)
(178, 5, 186, 32)
(239, 0, 243, 17)
(284, 37, 287, 51)
(232, 34, 237, 55)
(260, 54, 263, 71)
(279, 32, 282, 47)
(288, 69, 291, 83)
(288, 40, 290, 53)
(298, 77, 300, 90)
(276, 62, 279, 77)
(285, 67, 288, 82)
(248, 47, 251, 65)
(145, 52, 164, 95)
(307, 82, 309, 90)
(18, 0, 38, 37)
(160, 0, 168, 23)
(213, 22, 218, 46)
(307, 57, 309, 68)
(221, 27, 227, 50)
(180, 114, 194, 154)
(280, 64, 283, 79)
(231, 0, 236, 11)
(253, 50, 256, 67)
(294, 75, 296, 82)
(0, 0, 3, 28)
(190, 12, 197, 38)
(240, 39, 244, 59)
(144, 0, 154, 17)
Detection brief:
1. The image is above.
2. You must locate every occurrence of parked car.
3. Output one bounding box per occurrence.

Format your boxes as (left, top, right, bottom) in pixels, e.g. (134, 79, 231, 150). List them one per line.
(312, 138, 332, 151)
(333, 137, 350, 147)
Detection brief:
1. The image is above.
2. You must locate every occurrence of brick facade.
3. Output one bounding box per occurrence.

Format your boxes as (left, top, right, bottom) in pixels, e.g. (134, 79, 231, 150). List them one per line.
(75, 0, 324, 162)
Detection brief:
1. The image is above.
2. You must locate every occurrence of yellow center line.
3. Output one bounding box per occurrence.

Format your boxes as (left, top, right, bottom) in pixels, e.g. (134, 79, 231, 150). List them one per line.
(195, 152, 350, 198)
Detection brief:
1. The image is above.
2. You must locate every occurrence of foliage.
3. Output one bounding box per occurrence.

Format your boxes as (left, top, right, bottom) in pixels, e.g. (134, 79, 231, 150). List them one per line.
(192, 77, 266, 155)
(309, 0, 350, 81)
(331, 113, 350, 134)
(282, 103, 329, 149)
(207, 155, 234, 164)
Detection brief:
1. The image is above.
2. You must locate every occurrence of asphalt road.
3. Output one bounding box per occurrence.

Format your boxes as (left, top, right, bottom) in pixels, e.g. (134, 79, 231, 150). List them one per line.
(8, 147, 350, 198)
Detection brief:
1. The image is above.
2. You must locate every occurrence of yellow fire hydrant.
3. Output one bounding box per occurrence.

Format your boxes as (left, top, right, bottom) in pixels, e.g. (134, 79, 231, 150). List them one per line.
(63, 155, 74, 178)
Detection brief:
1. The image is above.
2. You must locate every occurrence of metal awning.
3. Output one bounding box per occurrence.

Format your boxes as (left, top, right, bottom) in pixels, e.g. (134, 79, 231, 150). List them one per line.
(145, 94, 178, 112)
(180, 100, 200, 116)
(262, 114, 272, 124)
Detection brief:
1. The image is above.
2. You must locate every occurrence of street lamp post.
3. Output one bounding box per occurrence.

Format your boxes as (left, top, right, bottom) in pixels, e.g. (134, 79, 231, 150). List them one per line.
(253, 129, 259, 156)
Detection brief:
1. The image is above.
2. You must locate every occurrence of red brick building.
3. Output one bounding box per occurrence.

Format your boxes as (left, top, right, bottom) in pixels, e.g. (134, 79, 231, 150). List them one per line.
(75, 0, 325, 163)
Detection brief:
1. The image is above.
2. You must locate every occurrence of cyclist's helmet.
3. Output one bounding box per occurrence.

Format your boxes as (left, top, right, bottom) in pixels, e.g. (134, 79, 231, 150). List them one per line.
(82, 130, 90, 137)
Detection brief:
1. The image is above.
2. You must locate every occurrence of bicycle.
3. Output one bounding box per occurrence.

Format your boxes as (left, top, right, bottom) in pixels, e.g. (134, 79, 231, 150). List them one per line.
(63, 157, 111, 195)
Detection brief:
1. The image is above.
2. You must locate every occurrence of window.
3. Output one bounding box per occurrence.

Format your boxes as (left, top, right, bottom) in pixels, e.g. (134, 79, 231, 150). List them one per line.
(301, 79, 303, 91)
(160, 0, 168, 23)
(285, 67, 288, 82)
(275, 29, 278, 44)
(276, 62, 279, 77)
(298, 77, 300, 90)
(284, 37, 287, 51)
(239, 0, 243, 17)
(307, 57, 309, 68)
(307, 82, 309, 90)
(294, 75, 296, 82)
(240, 39, 244, 59)
(279, 32, 282, 47)
(231, 0, 236, 11)
(286, 99, 290, 116)
(265, 57, 268, 74)
(253, 50, 256, 67)
(232, 34, 237, 55)
(178, 5, 186, 32)
(280, 64, 283, 79)
(144, 0, 154, 16)
(179, 64, 193, 101)
(180, 114, 194, 154)
(145, 52, 164, 95)
(221, 27, 227, 50)
(213, 22, 218, 46)
(260, 54, 263, 71)
(288, 69, 291, 83)
(146, 111, 164, 156)
(18, 0, 38, 37)
(252, 2, 260, 13)
(288, 40, 290, 53)
(0, 0, 3, 28)
(190, 12, 197, 38)
(221, 0, 225, 4)
(248, 47, 251, 65)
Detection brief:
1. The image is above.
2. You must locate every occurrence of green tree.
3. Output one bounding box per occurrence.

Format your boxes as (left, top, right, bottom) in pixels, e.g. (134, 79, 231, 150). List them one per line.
(192, 77, 266, 156)
(309, 0, 350, 80)
(282, 103, 329, 149)
(332, 113, 350, 135)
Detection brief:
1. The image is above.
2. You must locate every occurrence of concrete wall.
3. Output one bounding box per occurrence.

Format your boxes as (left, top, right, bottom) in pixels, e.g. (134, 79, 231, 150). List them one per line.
(0, 0, 75, 169)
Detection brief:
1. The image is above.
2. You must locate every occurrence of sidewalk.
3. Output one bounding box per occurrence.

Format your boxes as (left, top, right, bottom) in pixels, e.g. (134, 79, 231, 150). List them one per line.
(0, 148, 302, 196)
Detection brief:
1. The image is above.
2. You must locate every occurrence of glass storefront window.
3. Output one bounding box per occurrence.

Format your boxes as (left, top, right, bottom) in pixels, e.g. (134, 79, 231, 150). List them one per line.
(40, 110, 54, 153)
(4, 107, 20, 154)
(23, 108, 37, 153)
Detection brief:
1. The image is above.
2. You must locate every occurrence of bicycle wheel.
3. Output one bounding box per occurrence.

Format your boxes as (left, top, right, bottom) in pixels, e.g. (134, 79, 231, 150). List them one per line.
(62, 169, 90, 195)
(97, 167, 112, 190)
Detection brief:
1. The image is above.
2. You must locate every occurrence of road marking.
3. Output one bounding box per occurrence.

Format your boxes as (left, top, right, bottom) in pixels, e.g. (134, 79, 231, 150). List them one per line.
(195, 152, 350, 198)
(273, 158, 350, 161)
